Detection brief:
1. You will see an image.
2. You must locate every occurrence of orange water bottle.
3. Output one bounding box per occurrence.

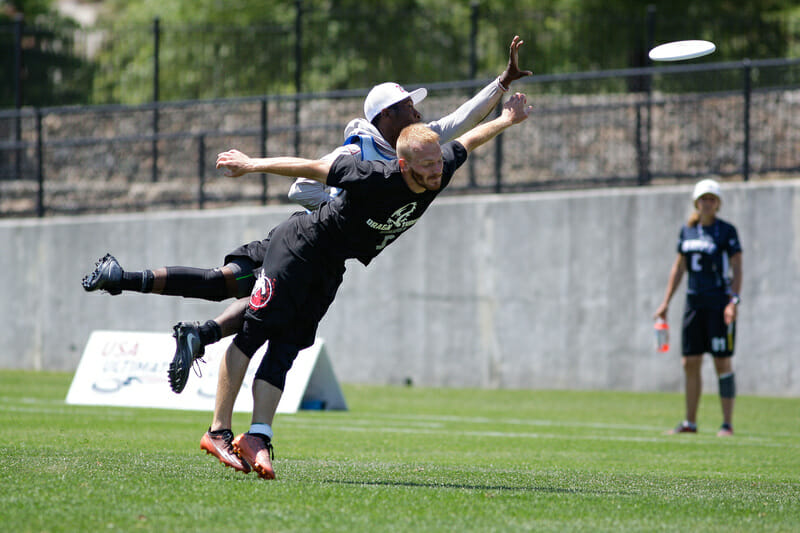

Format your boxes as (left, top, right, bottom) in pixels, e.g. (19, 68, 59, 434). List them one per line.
(654, 318, 670, 352)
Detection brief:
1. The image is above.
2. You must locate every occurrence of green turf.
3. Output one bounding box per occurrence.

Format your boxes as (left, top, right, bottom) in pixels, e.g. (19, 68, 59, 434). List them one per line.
(1, 370, 798, 532)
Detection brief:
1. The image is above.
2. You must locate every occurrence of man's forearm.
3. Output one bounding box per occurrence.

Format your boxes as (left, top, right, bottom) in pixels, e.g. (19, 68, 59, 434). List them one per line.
(247, 157, 329, 180)
(456, 114, 514, 153)
(431, 79, 503, 142)
(216, 149, 332, 181)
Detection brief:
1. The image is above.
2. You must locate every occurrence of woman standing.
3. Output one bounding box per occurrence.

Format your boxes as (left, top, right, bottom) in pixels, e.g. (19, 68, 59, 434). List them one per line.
(654, 179, 743, 436)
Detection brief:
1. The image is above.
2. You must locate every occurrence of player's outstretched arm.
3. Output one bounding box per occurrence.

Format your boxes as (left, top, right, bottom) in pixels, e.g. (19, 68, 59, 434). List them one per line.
(433, 35, 532, 142)
(498, 35, 533, 90)
(455, 92, 531, 154)
(215, 149, 332, 183)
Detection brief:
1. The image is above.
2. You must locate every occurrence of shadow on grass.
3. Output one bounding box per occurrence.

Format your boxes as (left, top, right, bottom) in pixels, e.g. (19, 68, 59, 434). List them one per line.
(323, 478, 632, 495)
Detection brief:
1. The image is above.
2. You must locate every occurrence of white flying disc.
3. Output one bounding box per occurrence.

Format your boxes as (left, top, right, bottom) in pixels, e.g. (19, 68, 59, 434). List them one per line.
(648, 40, 716, 62)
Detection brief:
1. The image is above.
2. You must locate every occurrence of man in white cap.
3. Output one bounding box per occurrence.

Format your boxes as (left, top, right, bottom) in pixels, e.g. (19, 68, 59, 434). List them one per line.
(288, 35, 532, 210)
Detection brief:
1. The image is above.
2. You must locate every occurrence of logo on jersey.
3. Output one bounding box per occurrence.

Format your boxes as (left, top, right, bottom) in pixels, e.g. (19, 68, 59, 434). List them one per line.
(366, 202, 420, 231)
(249, 270, 276, 310)
(681, 238, 716, 254)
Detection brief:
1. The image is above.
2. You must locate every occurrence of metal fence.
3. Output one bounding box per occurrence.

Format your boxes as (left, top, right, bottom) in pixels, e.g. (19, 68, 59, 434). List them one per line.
(1, 57, 799, 218)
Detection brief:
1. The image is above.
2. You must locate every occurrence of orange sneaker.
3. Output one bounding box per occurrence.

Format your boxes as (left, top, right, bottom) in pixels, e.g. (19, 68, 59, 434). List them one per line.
(200, 429, 251, 473)
(717, 423, 734, 437)
(232, 432, 275, 480)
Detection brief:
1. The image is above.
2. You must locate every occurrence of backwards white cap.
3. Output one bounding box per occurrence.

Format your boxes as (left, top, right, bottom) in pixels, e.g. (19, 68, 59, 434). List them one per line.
(693, 179, 722, 203)
(364, 82, 427, 122)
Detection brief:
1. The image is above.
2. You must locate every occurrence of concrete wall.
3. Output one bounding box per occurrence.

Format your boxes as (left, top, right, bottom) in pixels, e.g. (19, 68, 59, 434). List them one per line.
(2, 179, 799, 396)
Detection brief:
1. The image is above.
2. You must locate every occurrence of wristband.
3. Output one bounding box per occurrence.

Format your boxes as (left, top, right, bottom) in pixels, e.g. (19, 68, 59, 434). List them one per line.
(497, 76, 509, 92)
(729, 294, 740, 305)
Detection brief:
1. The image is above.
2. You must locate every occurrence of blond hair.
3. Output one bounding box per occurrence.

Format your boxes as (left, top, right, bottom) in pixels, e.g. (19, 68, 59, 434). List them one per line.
(396, 123, 440, 162)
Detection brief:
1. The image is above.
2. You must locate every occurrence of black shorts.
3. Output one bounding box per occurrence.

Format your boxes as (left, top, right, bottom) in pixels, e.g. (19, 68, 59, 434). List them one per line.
(222, 212, 306, 266)
(223, 239, 268, 267)
(223, 212, 307, 295)
(233, 216, 345, 356)
(681, 304, 735, 357)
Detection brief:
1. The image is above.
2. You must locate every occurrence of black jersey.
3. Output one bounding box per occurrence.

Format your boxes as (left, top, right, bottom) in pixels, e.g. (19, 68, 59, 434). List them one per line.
(295, 140, 467, 266)
(677, 218, 742, 307)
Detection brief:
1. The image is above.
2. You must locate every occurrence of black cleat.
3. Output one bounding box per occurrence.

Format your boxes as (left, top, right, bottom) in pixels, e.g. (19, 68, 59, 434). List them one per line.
(82, 253, 123, 295)
(168, 321, 205, 393)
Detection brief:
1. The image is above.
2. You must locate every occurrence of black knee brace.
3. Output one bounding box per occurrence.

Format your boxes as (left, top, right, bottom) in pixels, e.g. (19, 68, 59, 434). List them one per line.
(719, 373, 736, 399)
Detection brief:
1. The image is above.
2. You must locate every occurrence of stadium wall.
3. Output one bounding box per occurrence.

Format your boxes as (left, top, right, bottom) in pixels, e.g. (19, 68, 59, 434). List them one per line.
(2, 179, 798, 396)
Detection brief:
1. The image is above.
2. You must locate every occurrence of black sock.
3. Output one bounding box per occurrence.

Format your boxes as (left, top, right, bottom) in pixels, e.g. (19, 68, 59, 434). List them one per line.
(198, 320, 222, 345)
(120, 270, 154, 292)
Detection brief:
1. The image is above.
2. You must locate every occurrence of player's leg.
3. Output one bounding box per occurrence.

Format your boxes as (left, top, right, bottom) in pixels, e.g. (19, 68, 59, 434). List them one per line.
(668, 307, 704, 434)
(81, 253, 256, 301)
(151, 260, 253, 300)
(210, 341, 252, 433)
(229, 229, 325, 480)
(213, 297, 250, 337)
(232, 260, 344, 480)
(710, 310, 736, 436)
(200, 340, 254, 473)
(681, 355, 704, 426)
(167, 297, 251, 393)
(233, 341, 301, 480)
(713, 356, 735, 435)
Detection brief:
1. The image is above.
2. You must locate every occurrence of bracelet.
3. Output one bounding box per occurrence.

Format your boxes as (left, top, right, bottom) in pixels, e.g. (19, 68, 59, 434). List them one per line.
(729, 294, 740, 305)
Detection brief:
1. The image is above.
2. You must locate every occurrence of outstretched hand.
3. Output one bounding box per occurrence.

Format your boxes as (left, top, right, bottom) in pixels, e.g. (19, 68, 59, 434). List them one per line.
(502, 92, 533, 124)
(216, 149, 252, 178)
(499, 35, 533, 89)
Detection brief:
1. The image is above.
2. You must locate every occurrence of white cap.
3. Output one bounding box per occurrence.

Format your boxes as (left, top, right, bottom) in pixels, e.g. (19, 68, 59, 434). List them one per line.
(693, 179, 722, 202)
(364, 82, 427, 122)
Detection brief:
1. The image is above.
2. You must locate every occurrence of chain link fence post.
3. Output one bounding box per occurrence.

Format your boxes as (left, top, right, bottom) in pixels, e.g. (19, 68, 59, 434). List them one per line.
(742, 59, 751, 182)
(152, 17, 160, 183)
(14, 15, 23, 181)
(36, 108, 44, 217)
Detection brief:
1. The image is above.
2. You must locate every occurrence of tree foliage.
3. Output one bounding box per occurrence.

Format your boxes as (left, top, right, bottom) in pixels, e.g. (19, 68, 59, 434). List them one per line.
(3, 0, 800, 106)
(1, 0, 96, 106)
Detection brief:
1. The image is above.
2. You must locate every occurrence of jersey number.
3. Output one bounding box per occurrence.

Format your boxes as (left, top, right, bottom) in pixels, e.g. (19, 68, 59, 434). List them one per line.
(711, 336, 727, 352)
(690, 253, 702, 272)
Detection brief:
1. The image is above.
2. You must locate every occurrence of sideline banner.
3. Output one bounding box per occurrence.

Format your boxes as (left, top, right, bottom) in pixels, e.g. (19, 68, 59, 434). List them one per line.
(66, 331, 347, 413)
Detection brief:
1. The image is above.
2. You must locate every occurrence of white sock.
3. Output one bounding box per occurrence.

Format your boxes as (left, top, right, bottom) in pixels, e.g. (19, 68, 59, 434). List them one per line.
(249, 423, 273, 440)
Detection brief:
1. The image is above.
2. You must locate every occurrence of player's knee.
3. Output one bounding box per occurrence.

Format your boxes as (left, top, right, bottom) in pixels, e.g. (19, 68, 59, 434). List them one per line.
(254, 342, 300, 391)
(231, 330, 265, 360)
(682, 356, 703, 372)
(200, 268, 230, 301)
(222, 260, 257, 298)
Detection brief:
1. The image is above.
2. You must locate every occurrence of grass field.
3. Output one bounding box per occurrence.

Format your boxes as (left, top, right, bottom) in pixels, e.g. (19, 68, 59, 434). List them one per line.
(1, 370, 798, 532)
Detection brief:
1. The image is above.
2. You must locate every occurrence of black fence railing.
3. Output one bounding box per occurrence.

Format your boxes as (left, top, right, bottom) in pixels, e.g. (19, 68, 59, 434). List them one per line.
(1, 58, 799, 218)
